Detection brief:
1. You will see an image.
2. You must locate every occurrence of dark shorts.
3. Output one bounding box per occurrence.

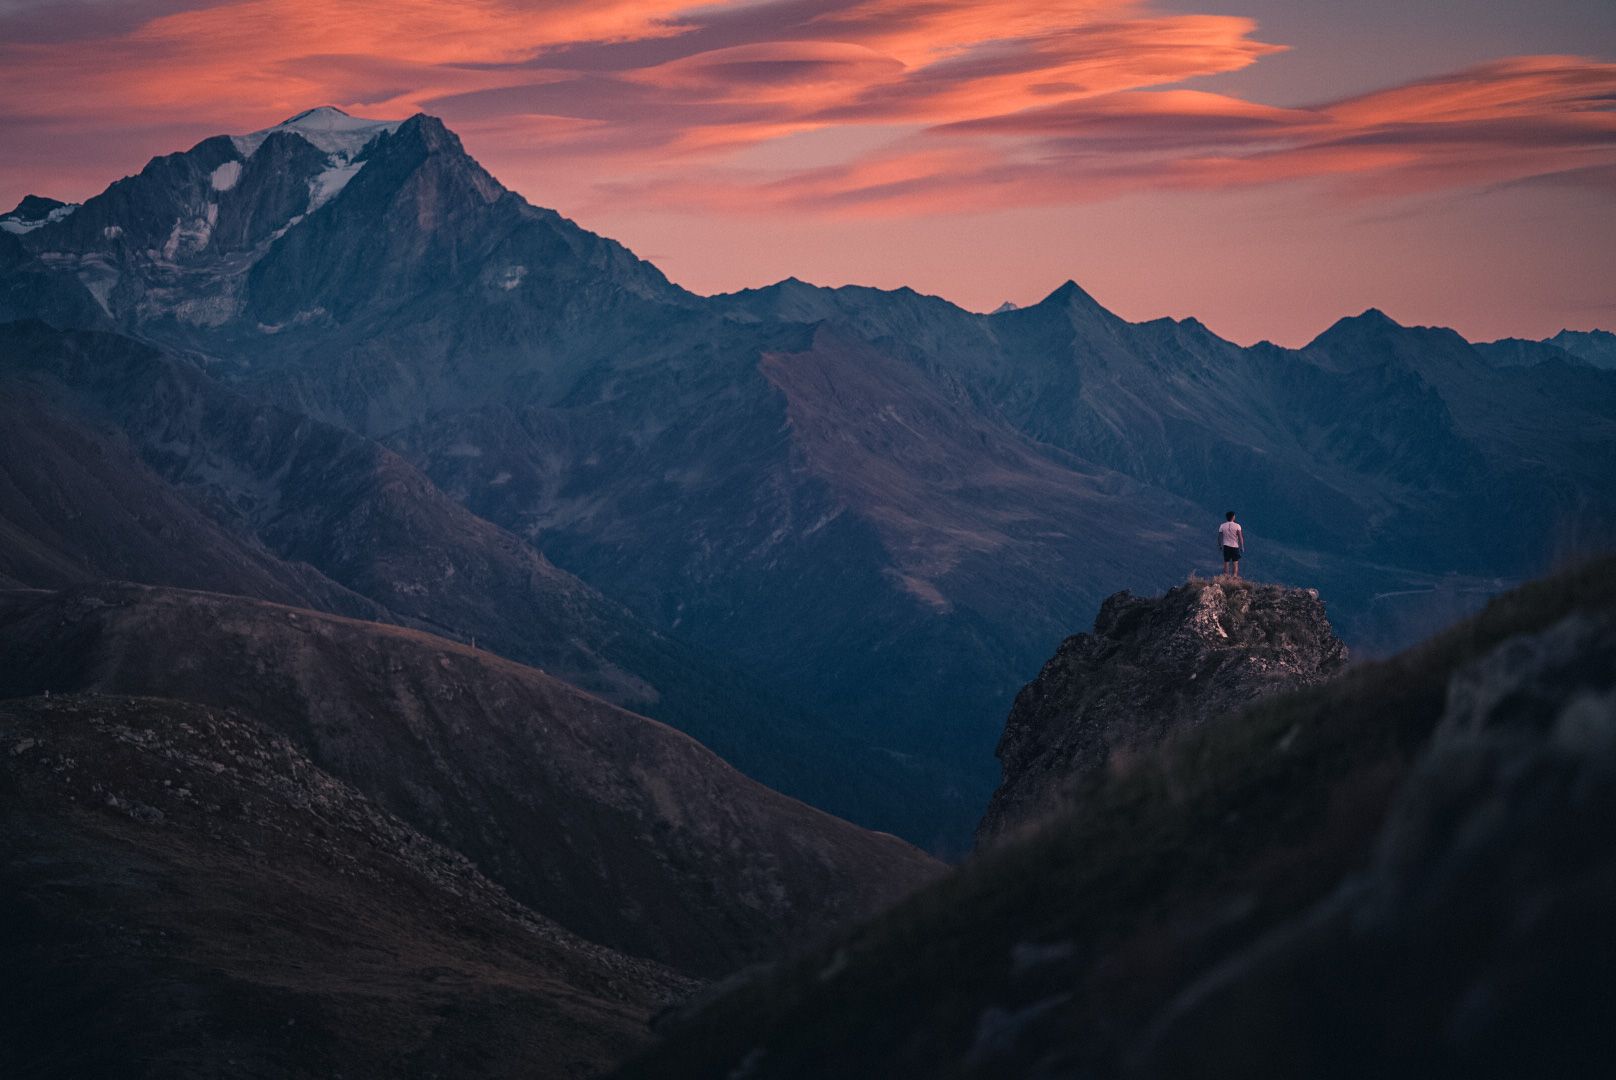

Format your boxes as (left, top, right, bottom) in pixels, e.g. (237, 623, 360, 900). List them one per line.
(1222, 546, 1242, 562)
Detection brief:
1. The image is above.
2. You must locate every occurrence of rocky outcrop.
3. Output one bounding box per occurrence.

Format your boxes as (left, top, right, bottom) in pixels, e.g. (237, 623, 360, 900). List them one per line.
(979, 578, 1348, 845)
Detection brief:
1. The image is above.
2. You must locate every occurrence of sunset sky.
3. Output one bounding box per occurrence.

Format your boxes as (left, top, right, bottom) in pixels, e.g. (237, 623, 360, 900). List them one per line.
(2, 0, 1612, 345)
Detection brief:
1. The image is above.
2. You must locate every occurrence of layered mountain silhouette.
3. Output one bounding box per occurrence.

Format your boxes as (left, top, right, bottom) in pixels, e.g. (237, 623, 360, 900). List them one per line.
(4, 106, 1615, 851)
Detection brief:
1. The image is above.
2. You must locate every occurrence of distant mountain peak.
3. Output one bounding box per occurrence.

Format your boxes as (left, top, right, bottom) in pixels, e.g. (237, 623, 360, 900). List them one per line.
(280, 105, 353, 124)
(4, 194, 65, 219)
(233, 105, 403, 161)
(1546, 327, 1616, 370)
(1308, 306, 1407, 349)
(1, 194, 77, 235)
(1038, 279, 1112, 315)
(990, 301, 1019, 315)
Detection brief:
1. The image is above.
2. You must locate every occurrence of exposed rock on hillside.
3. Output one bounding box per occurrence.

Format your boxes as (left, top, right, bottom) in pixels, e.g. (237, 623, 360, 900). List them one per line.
(0, 583, 941, 977)
(0, 694, 691, 1079)
(615, 556, 1616, 1080)
(979, 579, 1348, 845)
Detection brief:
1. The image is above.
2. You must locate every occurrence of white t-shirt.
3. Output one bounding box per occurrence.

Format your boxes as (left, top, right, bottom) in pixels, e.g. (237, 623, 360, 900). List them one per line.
(1219, 520, 1243, 548)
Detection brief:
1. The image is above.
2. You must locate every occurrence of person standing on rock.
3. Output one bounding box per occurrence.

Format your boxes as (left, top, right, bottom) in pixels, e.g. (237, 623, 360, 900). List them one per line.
(1219, 511, 1245, 578)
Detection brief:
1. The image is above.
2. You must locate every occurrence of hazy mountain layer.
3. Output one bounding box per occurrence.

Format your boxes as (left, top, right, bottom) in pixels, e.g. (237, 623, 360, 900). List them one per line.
(0, 319, 938, 841)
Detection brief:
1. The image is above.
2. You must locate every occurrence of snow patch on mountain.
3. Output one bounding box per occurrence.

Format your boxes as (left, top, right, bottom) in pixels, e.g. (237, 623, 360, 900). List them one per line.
(210, 161, 243, 192)
(232, 106, 400, 161)
(1, 202, 78, 234)
(76, 257, 119, 315)
(307, 161, 365, 213)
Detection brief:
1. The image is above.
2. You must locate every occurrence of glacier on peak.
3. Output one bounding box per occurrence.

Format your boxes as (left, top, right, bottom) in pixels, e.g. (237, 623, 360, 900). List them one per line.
(306, 160, 366, 213)
(230, 105, 402, 161)
(1, 201, 78, 235)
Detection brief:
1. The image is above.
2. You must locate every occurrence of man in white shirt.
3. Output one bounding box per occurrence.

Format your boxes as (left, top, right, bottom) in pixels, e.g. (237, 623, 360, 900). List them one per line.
(1219, 511, 1245, 578)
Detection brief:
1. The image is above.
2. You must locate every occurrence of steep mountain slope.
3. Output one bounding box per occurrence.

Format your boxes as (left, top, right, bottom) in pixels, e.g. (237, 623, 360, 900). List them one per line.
(0, 583, 941, 976)
(978, 579, 1348, 846)
(0, 372, 376, 615)
(0, 693, 691, 1080)
(0, 230, 109, 327)
(618, 555, 1616, 1079)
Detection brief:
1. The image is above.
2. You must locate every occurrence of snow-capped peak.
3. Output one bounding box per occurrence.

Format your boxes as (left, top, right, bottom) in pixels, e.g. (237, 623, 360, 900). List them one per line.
(231, 106, 402, 161)
(1, 196, 79, 235)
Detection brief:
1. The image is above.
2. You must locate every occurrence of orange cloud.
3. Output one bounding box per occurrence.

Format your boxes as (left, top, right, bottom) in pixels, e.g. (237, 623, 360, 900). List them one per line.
(1, 0, 1610, 224)
(587, 53, 1616, 216)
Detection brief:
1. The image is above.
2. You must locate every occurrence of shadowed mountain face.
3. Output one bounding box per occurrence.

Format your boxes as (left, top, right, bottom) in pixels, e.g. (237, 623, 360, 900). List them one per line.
(617, 556, 1616, 1080)
(4, 107, 1615, 848)
(0, 583, 941, 978)
(0, 694, 694, 1080)
(1546, 328, 1616, 370)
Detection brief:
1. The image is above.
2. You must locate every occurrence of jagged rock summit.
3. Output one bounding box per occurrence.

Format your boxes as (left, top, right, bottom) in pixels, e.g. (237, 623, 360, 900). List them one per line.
(979, 577, 1348, 845)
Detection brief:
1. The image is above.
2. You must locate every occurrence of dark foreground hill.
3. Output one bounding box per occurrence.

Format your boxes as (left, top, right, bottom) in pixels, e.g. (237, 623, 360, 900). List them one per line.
(619, 555, 1616, 1079)
(979, 578, 1349, 845)
(0, 694, 692, 1079)
(0, 583, 940, 979)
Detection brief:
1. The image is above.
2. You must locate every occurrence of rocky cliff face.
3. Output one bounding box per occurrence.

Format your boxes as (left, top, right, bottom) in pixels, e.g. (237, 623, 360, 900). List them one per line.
(979, 578, 1348, 845)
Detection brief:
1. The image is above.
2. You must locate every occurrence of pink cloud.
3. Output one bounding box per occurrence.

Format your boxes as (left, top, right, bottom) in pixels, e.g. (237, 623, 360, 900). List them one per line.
(0, 0, 1609, 223)
(585, 53, 1616, 216)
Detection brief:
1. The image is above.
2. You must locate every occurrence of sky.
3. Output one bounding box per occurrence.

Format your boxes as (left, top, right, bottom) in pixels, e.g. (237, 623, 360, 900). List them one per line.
(1, 0, 1612, 345)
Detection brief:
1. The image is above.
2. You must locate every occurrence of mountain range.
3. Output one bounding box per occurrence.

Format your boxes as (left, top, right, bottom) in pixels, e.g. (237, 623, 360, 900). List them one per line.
(4, 106, 1615, 851)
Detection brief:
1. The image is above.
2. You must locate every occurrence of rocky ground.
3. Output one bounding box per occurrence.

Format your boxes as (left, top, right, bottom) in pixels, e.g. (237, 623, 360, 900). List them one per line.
(0, 694, 693, 1079)
(979, 577, 1349, 845)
